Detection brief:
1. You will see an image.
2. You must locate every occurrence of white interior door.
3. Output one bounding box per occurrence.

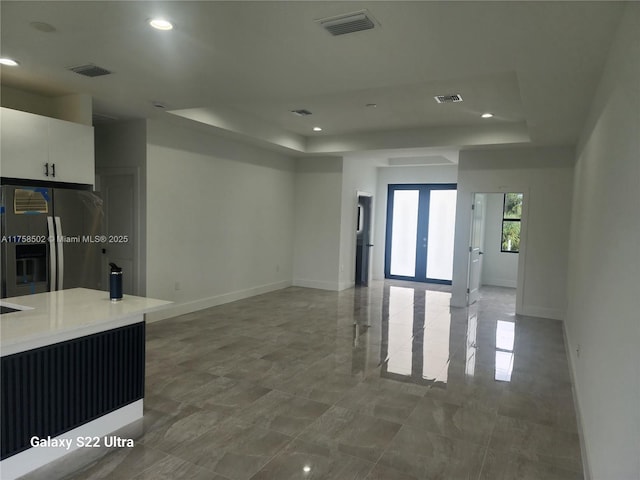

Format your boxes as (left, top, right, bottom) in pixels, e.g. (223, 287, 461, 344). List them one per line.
(98, 173, 137, 295)
(467, 193, 486, 304)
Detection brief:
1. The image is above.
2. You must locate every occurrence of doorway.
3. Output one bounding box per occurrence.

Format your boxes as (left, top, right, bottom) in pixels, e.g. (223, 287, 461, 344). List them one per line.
(384, 184, 457, 284)
(355, 193, 373, 286)
(467, 191, 525, 313)
(95, 168, 141, 296)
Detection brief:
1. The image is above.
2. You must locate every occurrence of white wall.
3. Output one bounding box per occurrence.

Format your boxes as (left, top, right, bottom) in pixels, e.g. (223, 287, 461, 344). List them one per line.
(145, 117, 295, 320)
(481, 193, 518, 288)
(338, 156, 378, 290)
(292, 157, 343, 290)
(373, 165, 458, 279)
(1, 86, 92, 125)
(565, 5, 640, 479)
(451, 147, 574, 320)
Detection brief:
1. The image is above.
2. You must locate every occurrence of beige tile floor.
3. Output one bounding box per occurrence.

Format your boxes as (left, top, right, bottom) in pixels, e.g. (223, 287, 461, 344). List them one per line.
(63, 281, 583, 480)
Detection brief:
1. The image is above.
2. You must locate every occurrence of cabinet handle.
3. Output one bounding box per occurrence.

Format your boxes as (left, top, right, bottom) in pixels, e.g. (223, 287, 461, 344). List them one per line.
(51, 163, 56, 178)
(45, 163, 49, 177)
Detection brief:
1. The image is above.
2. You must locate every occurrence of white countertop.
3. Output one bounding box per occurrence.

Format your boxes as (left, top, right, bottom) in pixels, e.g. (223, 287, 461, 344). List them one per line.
(0, 288, 171, 356)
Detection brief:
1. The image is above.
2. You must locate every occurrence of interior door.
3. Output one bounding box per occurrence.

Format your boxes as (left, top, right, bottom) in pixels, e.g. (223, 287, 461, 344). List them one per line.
(467, 193, 486, 304)
(384, 184, 457, 284)
(355, 195, 373, 286)
(98, 173, 136, 295)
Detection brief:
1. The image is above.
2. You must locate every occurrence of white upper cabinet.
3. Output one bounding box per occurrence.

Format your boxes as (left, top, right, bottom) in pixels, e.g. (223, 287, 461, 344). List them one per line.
(1, 108, 50, 180)
(47, 116, 95, 184)
(0, 107, 95, 185)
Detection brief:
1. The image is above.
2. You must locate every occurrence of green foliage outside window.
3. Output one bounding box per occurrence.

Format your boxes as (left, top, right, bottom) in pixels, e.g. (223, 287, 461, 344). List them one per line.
(503, 193, 522, 218)
(501, 193, 522, 252)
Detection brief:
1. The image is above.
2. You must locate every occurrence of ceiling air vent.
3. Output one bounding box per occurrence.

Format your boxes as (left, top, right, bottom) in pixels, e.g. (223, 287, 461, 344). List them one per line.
(317, 10, 378, 36)
(291, 109, 313, 116)
(434, 94, 463, 104)
(68, 63, 112, 77)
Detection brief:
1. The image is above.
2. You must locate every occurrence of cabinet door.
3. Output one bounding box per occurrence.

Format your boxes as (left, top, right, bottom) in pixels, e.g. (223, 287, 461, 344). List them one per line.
(47, 117, 95, 185)
(0, 108, 49, 180)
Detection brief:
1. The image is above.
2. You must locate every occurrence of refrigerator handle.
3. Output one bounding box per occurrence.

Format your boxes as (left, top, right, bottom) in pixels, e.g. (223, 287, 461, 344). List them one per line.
(54, 216, 64, 291)
(47, 216, 57, 292)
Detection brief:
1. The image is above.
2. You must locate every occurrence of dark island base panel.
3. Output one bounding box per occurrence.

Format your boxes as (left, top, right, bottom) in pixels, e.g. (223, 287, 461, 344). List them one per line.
(0, 322, 145, 460)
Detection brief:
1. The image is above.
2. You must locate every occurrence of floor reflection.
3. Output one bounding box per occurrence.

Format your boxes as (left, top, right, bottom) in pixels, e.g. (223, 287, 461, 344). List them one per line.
(376, 284, 453, 386)
(465, 310, 477, 376)
(350, 323, 370, 376)
(365, 282, 518, 388)
(68, 282, 581, 480)
(422, 298, 451, 382)
(495, 320, 515, 382)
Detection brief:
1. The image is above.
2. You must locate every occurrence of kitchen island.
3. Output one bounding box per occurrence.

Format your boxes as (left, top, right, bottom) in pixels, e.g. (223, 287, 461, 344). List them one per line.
(0, 288, 171, 479)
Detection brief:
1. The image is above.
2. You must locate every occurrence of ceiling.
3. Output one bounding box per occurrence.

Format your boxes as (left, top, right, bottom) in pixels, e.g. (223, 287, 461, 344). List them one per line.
(0, 1, 625, 160)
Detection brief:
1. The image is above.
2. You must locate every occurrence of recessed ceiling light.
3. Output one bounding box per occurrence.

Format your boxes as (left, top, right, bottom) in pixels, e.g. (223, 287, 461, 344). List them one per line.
(312, 127, 322, 132)
(303, 465, 311, 473)
(481, 112, 494, 118)
(366, 103, 377, 108)
(149, 18, 173, 30)
(0, 58, 19, 67)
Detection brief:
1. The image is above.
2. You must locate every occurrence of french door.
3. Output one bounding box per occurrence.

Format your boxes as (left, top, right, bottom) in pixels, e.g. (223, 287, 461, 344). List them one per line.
(384, 184, 457, 284)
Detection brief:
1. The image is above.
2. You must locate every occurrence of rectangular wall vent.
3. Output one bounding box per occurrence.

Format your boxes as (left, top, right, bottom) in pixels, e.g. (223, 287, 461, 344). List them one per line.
(317, 10, 378, 36)
(434, 94, 463, 104)
(290, 109, 313, 116)
(68, 64, 112, 77)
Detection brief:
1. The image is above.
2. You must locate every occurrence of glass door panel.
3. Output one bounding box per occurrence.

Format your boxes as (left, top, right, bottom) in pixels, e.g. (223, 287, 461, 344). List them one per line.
(385, 184, 457, 284)
(389, 190, 419, 277)
(426, 189, 457, 281)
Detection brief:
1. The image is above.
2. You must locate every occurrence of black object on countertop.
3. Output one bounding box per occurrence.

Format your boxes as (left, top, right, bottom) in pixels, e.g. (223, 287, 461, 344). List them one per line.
(109, 262, 123, 301)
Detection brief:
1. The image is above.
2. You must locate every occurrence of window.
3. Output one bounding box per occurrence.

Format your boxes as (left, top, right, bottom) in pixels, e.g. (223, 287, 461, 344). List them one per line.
(501, 193, 522, 253)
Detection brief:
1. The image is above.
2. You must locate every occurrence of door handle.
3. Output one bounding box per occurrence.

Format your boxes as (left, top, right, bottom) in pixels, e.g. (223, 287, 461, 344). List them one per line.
(55, 216, 64, 290)
(44, 163, 49, 177)
(47, 217, 56, 291)
(366, 244, 374, 247)
(51, 163, 56, 178)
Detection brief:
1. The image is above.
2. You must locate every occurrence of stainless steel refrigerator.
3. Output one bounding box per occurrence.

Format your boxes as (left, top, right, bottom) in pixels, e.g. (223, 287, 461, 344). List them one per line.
(1, 184, 104, 298)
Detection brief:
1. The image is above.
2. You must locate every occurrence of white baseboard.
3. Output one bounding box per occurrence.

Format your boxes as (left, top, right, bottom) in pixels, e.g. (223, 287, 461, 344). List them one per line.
(481, 277, 517, 288)
(520, 304, 564, 321)
(562, 321, 592, 480)
(292, 278, 341, 291)
(146, 280, 291, 322)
